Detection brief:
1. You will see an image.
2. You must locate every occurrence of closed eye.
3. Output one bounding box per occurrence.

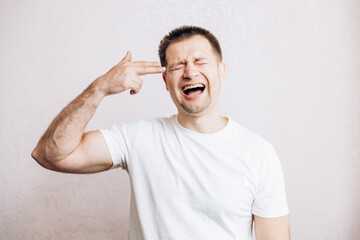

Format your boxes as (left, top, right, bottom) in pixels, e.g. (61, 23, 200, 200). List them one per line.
(171, 66, 184, 71)
(194, 57, 207, 65)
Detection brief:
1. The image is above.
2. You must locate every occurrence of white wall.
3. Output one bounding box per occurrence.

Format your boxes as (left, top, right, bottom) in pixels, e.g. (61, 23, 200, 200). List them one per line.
(1, 0, 359, 239)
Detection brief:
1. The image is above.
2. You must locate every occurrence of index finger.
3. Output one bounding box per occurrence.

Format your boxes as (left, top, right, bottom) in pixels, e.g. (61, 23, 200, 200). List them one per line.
(132, 61, 162, 66)
(135, 66, 166, 75)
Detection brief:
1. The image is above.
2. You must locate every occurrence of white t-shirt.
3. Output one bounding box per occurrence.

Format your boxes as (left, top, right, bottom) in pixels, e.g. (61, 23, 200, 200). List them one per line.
(100, 115, 289, 240)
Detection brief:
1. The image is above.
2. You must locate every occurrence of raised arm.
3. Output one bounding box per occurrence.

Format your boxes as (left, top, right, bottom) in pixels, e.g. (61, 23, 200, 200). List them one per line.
(31, 51, 166, 173)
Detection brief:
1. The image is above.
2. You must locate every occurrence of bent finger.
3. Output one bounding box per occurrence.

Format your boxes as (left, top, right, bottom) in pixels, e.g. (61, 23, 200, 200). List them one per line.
(128, 78, 143, 95)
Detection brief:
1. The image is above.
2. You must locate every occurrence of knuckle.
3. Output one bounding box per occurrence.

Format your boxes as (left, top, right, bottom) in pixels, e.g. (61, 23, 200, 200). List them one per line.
(136, 79, 143, 87)
(123, 81, 132, 89)
(126, 72, 136, 80)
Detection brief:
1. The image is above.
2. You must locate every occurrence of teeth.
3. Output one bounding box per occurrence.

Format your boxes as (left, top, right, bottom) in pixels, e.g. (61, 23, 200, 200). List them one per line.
(182, 84, 205, 91)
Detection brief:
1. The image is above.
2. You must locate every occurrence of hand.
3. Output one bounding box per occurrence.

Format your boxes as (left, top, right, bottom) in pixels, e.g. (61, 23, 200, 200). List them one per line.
(96, 51, 166, 96)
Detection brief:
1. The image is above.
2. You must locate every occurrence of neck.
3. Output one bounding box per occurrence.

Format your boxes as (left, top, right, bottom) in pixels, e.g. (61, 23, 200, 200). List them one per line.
(177, 109, 228, 134)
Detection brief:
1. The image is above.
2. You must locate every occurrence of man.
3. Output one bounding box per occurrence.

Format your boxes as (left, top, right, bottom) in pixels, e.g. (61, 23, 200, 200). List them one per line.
(32, 26, 290, 239)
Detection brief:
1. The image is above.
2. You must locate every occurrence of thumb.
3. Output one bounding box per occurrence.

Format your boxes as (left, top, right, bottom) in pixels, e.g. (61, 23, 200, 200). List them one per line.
(119, 50, 132, 64)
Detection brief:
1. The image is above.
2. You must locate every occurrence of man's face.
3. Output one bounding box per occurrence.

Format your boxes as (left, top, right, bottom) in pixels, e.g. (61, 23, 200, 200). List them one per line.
(163, 35, 225, 116)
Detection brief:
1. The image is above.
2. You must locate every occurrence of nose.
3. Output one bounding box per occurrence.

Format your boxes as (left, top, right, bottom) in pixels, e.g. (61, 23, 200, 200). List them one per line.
(183, 63, 199, 79)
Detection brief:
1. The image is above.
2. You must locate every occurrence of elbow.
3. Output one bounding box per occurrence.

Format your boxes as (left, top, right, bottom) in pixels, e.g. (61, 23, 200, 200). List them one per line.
(31, 146, 44, 163)
(31, 147, 40, 163)
(31, 148, 39, 161)
(31, 147, 56, 171)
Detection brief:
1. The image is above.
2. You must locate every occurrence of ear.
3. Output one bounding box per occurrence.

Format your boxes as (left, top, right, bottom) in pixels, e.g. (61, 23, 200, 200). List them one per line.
(219, 62, 226, 82)
(162, 73, 169, 91)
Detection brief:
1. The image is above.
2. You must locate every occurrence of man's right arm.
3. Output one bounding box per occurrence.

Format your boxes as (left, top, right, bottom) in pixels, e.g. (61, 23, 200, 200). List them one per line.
(31, 51, 166, 173)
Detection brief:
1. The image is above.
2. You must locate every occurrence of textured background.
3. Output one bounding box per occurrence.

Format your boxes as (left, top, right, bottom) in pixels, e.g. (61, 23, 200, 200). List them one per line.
(1, 0, 359, 239)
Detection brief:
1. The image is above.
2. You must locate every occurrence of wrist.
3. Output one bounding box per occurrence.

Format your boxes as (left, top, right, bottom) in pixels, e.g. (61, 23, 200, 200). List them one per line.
(88, 78, 107, 100)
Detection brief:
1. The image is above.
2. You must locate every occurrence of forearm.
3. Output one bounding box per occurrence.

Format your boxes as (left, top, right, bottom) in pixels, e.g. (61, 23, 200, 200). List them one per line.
(33, 79, 105, 162)
(32, 52, 165, 171)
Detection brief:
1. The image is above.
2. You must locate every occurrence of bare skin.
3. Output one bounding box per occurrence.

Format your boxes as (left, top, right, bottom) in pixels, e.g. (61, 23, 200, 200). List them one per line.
(254, 214, 291, 240)
(162, 35, 227, 134)
(31, 51, 165, 173)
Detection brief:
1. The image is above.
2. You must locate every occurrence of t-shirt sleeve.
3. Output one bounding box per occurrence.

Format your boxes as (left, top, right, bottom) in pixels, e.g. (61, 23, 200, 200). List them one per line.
(98, 125, 129, 171)
(251, 145, 289, 218)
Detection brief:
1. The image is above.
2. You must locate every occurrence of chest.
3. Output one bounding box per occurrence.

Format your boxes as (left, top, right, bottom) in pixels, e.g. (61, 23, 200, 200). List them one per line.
(128, 133, 256, 215)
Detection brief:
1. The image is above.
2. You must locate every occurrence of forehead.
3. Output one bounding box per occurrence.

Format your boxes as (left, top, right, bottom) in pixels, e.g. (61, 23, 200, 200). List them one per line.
(165, 35, 217, 64)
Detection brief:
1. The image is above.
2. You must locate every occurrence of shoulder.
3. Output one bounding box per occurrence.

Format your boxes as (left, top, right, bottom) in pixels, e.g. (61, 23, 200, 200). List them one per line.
(228, 119, 283, 178)
(106, 115, 175, 135)
(226, 118, 278, 170)
(228, 118, 274, 152)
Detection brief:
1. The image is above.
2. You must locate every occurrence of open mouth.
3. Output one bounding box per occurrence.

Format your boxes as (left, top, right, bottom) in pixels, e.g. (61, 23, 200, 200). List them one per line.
(182, 83, 205, 96)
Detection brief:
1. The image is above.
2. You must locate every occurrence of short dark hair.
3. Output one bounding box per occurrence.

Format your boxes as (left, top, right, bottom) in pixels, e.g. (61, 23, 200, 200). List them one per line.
(158, 25, 222, 67)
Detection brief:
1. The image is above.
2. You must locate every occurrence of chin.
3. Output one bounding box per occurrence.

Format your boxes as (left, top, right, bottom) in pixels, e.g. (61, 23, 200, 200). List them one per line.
(180, 102, 210, 115)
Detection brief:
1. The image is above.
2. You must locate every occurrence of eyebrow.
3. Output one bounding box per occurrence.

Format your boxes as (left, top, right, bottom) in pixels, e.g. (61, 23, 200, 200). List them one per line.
(194, 57, 207, 62)
(169, 58, 207, 68)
